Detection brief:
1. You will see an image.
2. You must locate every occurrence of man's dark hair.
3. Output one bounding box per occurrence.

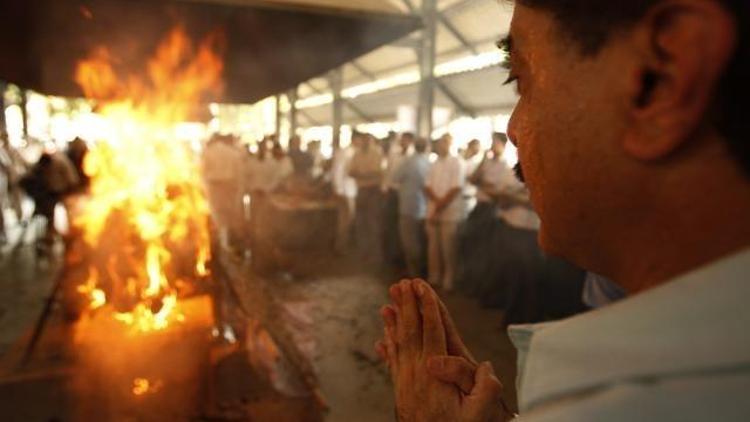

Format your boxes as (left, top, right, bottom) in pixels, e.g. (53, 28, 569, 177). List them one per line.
(517, 0, 749, 174)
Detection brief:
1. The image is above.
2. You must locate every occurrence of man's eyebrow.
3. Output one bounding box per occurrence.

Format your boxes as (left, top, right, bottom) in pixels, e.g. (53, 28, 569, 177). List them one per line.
(497, 35, 513, 70)
(496, 35, 513, 56)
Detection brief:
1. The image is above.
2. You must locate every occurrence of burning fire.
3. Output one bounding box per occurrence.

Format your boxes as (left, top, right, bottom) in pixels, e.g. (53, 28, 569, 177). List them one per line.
(132, 377, 163, 396)
(72, 26, 223, 333)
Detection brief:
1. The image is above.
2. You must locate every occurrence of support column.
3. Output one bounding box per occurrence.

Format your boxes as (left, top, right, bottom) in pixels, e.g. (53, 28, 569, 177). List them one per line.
(329, 69, 343, 149)
(275, 94, 282, 137)
(20, 89, 28, 139)
(417, 0, 437, 139)
(288, 86, 298, 137)
(0, 82, 6, 135)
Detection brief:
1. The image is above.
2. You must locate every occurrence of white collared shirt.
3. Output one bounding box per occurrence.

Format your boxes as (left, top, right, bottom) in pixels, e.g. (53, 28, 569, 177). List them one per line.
(509, 248, 750, 421)
(493, 169, 539, 231)
(202, 141, 242, 183)
(246, 155, 292, 193)
(332, 147, 357, 198)
(426, 154, 465, 221)
(475, 158, 510, 203)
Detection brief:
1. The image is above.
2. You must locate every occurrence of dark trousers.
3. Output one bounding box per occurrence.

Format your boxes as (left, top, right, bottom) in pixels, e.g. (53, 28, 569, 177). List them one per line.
(383, 189, 405, 272)
(354, 187, 384, 268)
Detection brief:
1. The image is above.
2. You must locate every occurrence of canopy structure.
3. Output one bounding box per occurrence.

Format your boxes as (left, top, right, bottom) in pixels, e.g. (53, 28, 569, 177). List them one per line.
(0, 0, 419, 103)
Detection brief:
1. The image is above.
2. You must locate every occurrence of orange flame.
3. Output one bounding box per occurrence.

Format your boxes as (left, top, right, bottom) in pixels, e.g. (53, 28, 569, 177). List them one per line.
(132, 377, 163, 396)
(73, 26, 223, 333)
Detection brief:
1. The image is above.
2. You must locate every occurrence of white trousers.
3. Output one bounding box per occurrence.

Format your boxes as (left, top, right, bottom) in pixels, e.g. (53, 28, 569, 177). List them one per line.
(426, 220, 459, 291)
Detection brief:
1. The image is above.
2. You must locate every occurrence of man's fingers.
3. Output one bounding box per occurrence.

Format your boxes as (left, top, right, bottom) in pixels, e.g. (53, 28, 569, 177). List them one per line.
(415, 280, 446, 356)
(380, 305, 397, 338)
(426, 356, 477, 394)
(389, 283, 402, 306)
(375, 340, 387, 363)
(438, 298, 478, 365)
(471, 361, 504, 402)
(397, 280, 421, 355)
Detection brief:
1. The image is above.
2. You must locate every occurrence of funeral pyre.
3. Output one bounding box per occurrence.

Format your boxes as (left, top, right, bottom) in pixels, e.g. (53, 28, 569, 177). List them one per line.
(71, 25, 221, 331)
(61, 26, 223, 418)
(0, 26, 324, 422)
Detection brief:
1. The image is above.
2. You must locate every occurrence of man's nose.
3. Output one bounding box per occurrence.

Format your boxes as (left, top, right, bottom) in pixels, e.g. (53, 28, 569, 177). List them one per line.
(507, 112, 519, 148)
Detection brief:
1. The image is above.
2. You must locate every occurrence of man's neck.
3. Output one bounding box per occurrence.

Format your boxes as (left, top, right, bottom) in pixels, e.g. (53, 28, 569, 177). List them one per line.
(609, 146, 750, 293)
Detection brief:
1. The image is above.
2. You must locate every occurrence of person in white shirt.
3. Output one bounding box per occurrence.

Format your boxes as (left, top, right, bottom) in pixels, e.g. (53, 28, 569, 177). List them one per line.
(459, 133, 511, 294)
(246, 139, 292, 196)
(392, 137, 431, 278)
(376, 0, 750, 421)
(383, 132, 414, 272)
(348, 132, 385, 268)
(202, 134, 243, 249)
(461, 138, 483, 214)
(424, 135, 465, 291)
(307, 140, 324, 179)
(331, 140, 358, 253)
(0, 134, 27, 227)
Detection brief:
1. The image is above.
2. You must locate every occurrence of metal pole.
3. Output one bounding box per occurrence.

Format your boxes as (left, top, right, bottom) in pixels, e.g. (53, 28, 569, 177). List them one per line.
(417, 0, 437, 139)
(0, 82, 6, 135)
(20, 89, 28, 139)
(275, 94, 282, 136)
(329, 69, 343, 149)
(288, 87, 298, 137)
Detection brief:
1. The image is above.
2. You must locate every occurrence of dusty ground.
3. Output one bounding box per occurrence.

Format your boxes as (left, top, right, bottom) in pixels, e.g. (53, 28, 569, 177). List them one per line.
(267, 254, 519, 422)
(0, 219, 62, 356)
(0, 228, 519, 421)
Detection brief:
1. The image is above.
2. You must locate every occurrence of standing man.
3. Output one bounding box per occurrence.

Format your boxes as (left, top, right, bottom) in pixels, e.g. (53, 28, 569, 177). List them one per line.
(461, 138, 483, 214)
(392, 137, 431, 278)
(382, 132, 415, 272)
(202, 134, 243, 250)
(0, 132, 27, 227)
(287, 135, 311, 175)
(331, 137, 358, 253)
(459, 133, 511, 293)
(378, 0, 750, 420)
(424, 135, 465, 291)
(348, 133, 385, 268)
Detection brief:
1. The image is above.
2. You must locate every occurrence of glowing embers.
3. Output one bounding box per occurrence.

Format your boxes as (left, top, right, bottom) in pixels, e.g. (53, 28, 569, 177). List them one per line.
(77, 270, 107, 310)
(71, 26, 223, 333)
(132, 377, 164, 396)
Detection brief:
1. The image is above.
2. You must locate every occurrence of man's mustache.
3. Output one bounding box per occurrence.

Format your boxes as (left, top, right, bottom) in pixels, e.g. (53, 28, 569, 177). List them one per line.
(514, 162, 525, 183)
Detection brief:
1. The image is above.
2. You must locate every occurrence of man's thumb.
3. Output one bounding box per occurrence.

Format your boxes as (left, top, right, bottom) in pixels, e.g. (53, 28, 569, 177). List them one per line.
(426, 356, 477, 394)
(473, 361, 504, 401)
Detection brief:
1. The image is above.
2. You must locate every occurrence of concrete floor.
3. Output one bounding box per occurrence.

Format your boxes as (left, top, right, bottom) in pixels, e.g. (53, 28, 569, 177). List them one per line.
(268, 255, 519, 422)
(0, 218, 62, 357)
(0, 228, 519, 421)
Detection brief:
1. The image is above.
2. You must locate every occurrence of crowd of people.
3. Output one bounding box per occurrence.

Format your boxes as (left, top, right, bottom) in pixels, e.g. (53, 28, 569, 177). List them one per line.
(202, 129, 587, 326)
(0, 132, 86, 251)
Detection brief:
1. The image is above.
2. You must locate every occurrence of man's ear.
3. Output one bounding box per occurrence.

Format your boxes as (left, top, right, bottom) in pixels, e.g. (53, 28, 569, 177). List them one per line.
(623, 0, 737, 160)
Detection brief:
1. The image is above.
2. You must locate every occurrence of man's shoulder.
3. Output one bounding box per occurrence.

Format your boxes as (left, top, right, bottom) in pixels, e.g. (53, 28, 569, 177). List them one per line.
(515, 249, 750, 418)
(522, 369, 750, 422)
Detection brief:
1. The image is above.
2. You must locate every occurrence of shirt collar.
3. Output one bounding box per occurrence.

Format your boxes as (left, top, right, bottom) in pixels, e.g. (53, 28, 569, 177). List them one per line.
(509, 248, 750, 412)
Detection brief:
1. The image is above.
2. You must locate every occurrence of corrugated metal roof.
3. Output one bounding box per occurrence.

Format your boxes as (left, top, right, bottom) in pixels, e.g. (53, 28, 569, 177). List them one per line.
(295, 0, 515, 127)
(251, 0, 407, 14)
(298, 64, 518, 126)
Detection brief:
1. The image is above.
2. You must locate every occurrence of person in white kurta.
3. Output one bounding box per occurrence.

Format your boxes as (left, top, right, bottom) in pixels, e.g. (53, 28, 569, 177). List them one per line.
(202, 135, 243, 248)
(424, 136, 465, 291)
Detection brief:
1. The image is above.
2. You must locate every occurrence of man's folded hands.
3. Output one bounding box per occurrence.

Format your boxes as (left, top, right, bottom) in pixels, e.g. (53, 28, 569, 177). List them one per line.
(375, 279, 509, 422)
